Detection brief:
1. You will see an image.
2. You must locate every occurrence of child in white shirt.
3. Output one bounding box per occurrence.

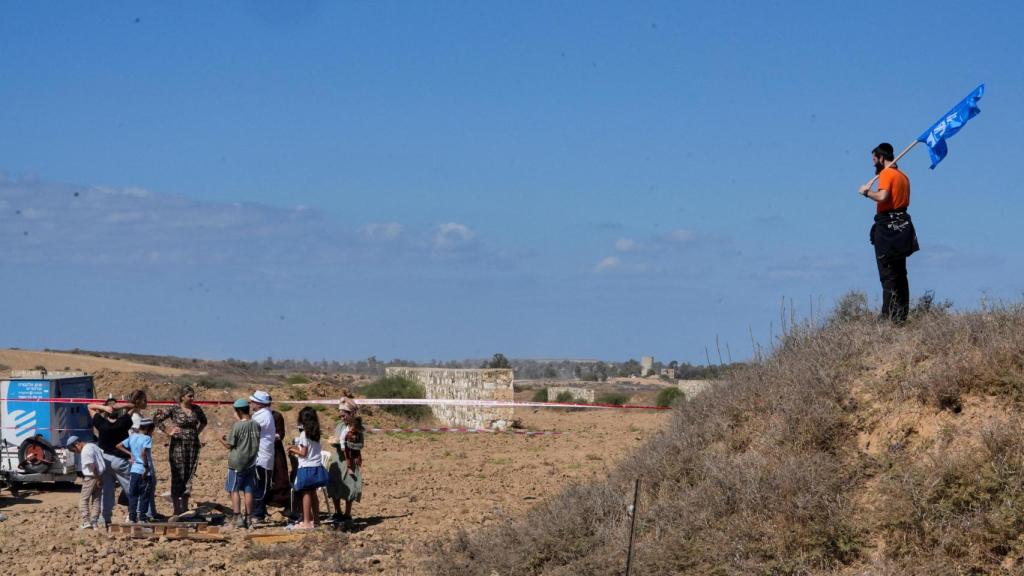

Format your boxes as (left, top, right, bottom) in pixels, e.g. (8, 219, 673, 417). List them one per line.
(286, 407, 329, 529)
(66, 435, 106, 529)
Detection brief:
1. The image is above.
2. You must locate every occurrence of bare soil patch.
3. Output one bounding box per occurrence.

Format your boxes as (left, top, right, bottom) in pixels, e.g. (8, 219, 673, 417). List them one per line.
(0, 394, 668, 576)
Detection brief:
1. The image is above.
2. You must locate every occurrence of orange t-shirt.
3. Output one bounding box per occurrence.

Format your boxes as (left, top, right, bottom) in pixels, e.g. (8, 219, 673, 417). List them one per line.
(876, 166, 910, 213)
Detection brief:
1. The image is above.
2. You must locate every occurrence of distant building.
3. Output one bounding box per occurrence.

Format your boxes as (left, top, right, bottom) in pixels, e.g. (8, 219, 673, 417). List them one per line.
(660, 367, 678, 379)
(640, 356, 654, 377)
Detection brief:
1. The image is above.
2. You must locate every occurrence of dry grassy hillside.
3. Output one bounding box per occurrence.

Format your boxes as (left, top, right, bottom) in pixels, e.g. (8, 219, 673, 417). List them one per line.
(429, 295, 1024, 575)
(0, 348, 196, 376)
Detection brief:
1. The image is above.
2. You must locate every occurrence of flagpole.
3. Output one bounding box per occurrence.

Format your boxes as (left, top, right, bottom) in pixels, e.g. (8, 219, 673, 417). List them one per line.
(863, 140, 918, 188)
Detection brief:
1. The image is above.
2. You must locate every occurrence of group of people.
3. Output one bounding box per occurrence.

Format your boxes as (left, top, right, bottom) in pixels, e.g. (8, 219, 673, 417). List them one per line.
(67, 386, 365, 531)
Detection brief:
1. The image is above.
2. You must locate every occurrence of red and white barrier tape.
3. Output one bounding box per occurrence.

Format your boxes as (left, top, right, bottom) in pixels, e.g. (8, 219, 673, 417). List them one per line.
(2, 426, 561, 436)
(0, 397, 668, 410)
(0, 427, 94, 432)
(365, 427, 560, 436)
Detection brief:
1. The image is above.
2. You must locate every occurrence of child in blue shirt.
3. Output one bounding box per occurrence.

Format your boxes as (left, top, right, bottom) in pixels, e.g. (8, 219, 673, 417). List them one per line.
(117, 418, 155, 523)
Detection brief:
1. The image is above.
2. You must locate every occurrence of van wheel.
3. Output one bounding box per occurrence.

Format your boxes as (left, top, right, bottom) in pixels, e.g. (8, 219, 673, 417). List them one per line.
(18, 437, 57, 475)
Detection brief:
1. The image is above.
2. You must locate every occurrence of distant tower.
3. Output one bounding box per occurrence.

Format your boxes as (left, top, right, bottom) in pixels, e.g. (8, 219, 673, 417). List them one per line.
(640, 356, 654, 377)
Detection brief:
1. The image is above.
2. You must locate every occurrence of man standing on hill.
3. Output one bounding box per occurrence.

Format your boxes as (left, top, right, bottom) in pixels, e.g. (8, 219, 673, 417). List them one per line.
(858, 142, 919, 323)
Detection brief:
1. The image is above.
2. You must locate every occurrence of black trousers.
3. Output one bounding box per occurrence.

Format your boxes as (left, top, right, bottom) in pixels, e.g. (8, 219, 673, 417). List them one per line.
(876, 254, 909, 323)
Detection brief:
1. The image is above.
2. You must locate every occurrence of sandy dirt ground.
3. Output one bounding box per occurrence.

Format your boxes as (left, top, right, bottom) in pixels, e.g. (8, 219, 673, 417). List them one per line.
(0, 349, 196, 377)
(0, 398, 668, 575)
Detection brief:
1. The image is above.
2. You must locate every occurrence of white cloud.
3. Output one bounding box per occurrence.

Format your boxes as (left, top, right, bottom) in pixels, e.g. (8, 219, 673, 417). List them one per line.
(360, 222, 404, 241)
(593, 227, 718, 276)
(104, 211, 147, 224)
(594, 256, 622, 272)
(432, 222, 476, 250)
(663, 229, 698, 243)
(0, 179, 504, 272)
(0, 179, 332, 266)
(615, 238, 641, 252)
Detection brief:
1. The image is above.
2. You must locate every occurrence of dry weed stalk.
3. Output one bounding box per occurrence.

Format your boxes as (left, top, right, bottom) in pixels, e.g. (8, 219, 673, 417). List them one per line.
(427, 296, 1024, 575)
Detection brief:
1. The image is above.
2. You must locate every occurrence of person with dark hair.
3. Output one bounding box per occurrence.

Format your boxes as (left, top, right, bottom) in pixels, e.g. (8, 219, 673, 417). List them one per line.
(124, 390, 165, 520)
(87, 401, 133, 526)
(268, 408, 292, 510)
(154, 385, 207, 515)
(286, 407, 328, 530)
(858, 142, 919, 323)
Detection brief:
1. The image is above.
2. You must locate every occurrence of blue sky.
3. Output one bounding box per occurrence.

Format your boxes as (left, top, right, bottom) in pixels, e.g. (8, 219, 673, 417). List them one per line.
(2, 1, 1022, 363)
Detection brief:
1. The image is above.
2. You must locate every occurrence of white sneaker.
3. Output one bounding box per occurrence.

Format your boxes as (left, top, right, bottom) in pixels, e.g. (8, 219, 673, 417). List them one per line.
(79, 522, 93, 530)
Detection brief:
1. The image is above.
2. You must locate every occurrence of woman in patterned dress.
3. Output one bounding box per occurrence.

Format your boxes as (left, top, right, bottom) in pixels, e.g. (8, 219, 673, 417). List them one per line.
(327, 396, 364, 527)
(154, 385, 207, 515)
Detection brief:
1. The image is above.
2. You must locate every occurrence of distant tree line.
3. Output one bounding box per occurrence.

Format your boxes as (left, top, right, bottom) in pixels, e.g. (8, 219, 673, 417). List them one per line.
(60, 347, 734, 380)
(255, 355, 736, 380)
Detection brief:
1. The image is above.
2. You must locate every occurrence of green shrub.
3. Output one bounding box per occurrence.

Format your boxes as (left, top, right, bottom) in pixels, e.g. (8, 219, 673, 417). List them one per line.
(289, 388, 308, 401)
(197, 377, 234, 389)
(278, 403, 293, 412)
(554, 391, 576, 403)
(829, 290, 872, 324)
(532, 388, 549, 402)
(286, 374, 310, 385)
(361, 376, 430, 420)
(596, 392, 630, 406)
(173, 375, 234, 390)
(655, 387, 684, 408)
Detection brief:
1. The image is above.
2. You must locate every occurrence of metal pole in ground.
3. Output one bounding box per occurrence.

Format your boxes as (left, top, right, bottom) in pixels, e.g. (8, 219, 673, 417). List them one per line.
(625, 478, 641, 576)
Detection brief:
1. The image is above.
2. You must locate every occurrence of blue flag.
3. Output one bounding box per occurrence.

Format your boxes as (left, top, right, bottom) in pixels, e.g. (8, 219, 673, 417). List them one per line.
(917, 84, 985, 169)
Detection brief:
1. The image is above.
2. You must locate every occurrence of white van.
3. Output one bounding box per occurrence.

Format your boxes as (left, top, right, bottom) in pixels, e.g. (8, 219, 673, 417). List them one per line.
(1, 371, 94, 488)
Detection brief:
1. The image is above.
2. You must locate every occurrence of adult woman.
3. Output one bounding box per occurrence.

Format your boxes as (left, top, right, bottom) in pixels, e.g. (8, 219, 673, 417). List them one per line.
(88, 389, 160, 520)
(124, 390, 164, 519)
(126, 390, 149, 428)
(327, 397, 364, 526)
(154, 385, 207, 515)
(267, 409, 293, 509)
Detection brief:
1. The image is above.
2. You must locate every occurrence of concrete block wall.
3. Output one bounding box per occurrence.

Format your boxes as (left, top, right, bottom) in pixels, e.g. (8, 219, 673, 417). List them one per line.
(384, 367, 514, 429)
(547, 386, 595, 403)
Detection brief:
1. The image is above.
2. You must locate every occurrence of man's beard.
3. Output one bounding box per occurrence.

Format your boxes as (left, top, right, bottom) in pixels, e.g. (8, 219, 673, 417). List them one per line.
(874, 160, 885, 174)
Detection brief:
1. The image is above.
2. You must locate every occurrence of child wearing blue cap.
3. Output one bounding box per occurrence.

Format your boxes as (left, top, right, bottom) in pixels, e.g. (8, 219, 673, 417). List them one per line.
(66, 435, 106, 529)
(220, 398, 261, 528)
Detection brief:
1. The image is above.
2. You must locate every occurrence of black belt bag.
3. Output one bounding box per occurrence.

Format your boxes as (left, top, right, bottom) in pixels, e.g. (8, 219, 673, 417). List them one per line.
(870, 209, 920, 259)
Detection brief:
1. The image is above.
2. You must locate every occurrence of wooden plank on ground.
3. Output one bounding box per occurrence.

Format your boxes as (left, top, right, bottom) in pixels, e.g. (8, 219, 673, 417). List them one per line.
(245, 531, 305, 545)
(166, 532, 227, 542)
(104, 522, 226, 542)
